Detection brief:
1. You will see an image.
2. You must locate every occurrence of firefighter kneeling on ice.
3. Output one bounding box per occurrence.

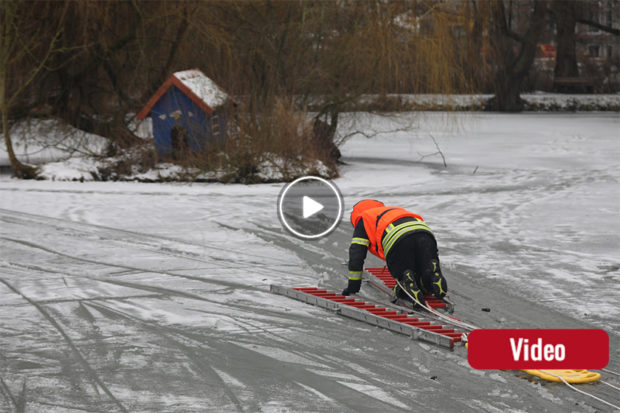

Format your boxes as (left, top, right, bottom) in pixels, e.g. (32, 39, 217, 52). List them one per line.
(342, 200, 448, 306)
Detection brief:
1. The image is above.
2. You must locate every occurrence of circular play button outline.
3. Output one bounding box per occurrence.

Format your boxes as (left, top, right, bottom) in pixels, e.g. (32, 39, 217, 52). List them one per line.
(277, 176, 344, 239)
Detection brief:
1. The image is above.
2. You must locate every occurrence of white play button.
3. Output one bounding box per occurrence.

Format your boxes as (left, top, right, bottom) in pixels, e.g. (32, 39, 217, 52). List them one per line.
(277, 176, 344, 239)
(302, 196, 324, 218)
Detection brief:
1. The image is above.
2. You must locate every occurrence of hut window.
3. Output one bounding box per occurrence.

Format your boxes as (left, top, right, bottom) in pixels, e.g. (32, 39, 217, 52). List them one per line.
(170, 110, 182, 120)
(211, 115, 220, 136)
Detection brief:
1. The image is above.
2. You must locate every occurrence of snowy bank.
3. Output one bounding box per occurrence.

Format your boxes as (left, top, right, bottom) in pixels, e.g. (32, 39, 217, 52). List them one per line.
(1, 93, 618, 180)
(360, 93, 620, 111)
(0, 118, 335, 183)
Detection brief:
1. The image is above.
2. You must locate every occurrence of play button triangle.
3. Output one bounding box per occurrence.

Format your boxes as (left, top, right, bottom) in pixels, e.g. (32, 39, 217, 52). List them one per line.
(302, 196, 324, 219)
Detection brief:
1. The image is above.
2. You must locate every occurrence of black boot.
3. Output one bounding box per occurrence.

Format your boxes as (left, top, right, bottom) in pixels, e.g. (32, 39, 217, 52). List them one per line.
(401, 270, 426, 306)
(392, 283, 408, 301)
(429, 260, 448, 298)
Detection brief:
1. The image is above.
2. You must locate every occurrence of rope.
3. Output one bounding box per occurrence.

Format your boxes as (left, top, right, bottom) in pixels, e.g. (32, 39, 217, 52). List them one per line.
(602, 368, 620, 377)
(539, 370, 620, 411)
(394, 279, 480, 331)
(601, 380, 620, 392)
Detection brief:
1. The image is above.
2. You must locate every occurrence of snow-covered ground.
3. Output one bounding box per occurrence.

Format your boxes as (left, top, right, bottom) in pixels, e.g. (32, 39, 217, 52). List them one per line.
(0, 118, 109, 167)
(0, 112, 619, 412)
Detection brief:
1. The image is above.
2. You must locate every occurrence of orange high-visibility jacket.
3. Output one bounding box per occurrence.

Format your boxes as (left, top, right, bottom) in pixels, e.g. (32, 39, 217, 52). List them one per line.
(352, 206, 426, 260)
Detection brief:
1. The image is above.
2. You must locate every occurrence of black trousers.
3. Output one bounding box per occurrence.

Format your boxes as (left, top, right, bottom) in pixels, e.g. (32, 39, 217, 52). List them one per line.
(385, 231, 440, 293)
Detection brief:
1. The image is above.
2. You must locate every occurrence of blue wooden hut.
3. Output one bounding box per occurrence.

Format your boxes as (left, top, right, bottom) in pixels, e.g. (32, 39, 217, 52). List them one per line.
(137, 69, 234, 156)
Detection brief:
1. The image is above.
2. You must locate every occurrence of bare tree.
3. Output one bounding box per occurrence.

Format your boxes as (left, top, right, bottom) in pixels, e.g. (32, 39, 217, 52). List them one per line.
(1, 0, 69, 178)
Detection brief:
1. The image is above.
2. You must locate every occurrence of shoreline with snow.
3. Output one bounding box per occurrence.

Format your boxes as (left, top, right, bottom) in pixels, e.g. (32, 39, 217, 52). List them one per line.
(1, 93, 619, 182)
(399, 92, 620, 111)
(319, 92, 620, 112)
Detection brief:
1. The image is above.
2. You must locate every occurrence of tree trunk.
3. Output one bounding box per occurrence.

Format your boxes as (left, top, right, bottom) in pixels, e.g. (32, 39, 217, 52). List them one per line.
(552, 1, 579, 80)
(1, 59, 37, 178)
(491, 72, 524, 112)
(1, 116, 37, 180)
(488, 0, 548, 112)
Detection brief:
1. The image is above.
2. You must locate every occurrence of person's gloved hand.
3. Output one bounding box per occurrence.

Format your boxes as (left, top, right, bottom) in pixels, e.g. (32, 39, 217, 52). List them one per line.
(341, 278, 361, 296)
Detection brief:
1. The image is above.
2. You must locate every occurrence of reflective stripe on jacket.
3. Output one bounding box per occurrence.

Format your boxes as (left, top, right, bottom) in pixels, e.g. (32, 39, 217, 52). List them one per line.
(359, 206, 432, 260)
(382, 219, 432, 257)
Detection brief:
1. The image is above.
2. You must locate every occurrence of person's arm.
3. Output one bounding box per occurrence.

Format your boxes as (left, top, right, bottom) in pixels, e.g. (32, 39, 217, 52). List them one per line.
(342, 220, 369, 295)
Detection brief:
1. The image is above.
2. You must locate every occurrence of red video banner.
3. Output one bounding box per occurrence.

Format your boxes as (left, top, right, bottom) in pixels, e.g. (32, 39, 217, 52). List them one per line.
(468, 329, 609, 370)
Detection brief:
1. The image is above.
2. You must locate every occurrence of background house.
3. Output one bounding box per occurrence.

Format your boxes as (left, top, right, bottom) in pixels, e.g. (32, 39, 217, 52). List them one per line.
(137, 69, 234, 158)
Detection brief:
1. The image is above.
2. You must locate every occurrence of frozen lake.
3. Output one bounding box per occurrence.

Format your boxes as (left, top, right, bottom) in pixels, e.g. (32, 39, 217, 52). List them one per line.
(1, 112, 619, 412)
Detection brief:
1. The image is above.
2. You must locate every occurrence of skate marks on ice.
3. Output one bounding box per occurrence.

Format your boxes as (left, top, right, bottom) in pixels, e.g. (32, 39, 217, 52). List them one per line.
(0, 214, 612, 411)
(0, 269, 426, 412)
(0, 207, 298, 275)
(0, 217, 545, 412)
(0, 208, 430, 412)
(0, 277, 129, 413)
